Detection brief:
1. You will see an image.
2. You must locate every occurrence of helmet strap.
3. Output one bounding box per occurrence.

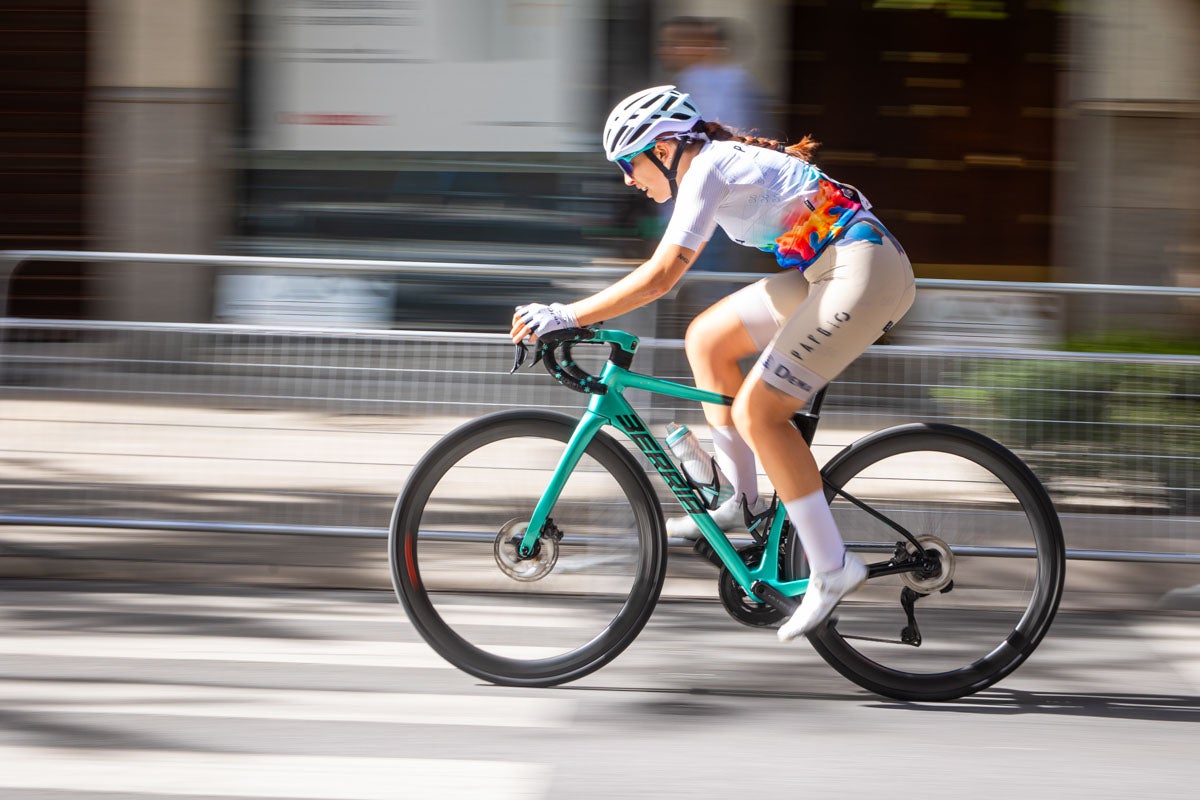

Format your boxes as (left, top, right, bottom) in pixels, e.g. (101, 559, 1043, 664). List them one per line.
(646, 139, 691, 199)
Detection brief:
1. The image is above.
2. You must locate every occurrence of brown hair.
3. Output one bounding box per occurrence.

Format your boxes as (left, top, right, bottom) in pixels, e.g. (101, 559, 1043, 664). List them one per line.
(697, 120, 820, 163)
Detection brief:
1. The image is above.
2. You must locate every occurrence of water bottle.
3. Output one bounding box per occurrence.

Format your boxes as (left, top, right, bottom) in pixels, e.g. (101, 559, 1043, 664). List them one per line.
(665, 422, 734, 510)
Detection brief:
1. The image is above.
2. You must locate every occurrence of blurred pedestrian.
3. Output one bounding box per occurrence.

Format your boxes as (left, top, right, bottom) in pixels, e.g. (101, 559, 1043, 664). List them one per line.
(511, 86, 916, 639)
(658, 16, 766, 133)
(656, 17, 771, 323)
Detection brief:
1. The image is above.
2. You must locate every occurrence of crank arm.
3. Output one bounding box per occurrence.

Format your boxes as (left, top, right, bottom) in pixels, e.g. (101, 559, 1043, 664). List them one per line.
(749, 580, 799, 615)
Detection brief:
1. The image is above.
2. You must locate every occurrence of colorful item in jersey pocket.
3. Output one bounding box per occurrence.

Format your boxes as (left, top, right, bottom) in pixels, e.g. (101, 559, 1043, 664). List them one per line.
(771, 177, 863, 270)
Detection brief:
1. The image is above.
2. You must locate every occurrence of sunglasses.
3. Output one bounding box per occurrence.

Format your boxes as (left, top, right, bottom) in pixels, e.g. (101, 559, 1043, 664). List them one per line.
(616, 142, 656, 178)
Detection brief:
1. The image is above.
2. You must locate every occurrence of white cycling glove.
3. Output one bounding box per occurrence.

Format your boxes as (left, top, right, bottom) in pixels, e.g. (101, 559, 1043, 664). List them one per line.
(514, 302, 578, 341)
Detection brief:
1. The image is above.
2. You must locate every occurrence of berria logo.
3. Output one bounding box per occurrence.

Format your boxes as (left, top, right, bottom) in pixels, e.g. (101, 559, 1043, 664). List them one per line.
(614, 414, 706, 514)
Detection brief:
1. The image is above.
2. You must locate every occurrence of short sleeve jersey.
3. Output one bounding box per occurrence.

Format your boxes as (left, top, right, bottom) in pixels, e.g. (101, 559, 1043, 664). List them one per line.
(662, 140, 868, 270)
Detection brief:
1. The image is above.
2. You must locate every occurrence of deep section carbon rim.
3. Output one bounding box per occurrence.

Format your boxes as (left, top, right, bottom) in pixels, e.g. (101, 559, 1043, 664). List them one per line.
(389, 411, 667, 686)
(809, 424, 1065, 701)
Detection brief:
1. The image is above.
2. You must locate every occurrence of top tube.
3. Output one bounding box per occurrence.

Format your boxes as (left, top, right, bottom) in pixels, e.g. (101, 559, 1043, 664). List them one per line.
(532, 326, 827, 428)
(537, 327, 730, 405)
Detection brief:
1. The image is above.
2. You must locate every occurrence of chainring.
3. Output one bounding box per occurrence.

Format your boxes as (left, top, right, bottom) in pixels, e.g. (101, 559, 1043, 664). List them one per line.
(718, 544, 787, 628)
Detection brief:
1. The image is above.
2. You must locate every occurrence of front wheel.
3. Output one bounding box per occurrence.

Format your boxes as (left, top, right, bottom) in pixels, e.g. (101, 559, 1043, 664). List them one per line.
(808, 423, 1065, 701)
(389, 410, 667, 686)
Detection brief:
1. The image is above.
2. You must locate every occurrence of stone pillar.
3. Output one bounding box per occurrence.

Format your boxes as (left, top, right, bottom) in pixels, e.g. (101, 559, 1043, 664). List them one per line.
(1057, 0, 1200, 334)
(90, 0, 235, 322)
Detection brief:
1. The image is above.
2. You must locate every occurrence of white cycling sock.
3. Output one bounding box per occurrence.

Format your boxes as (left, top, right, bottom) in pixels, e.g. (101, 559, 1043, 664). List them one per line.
(783, 488, 846, 574)
(711, 425, 759, 506)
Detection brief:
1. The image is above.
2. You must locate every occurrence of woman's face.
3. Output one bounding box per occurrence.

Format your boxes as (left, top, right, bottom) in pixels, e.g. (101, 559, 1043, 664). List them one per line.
(622, 142, 675, 204)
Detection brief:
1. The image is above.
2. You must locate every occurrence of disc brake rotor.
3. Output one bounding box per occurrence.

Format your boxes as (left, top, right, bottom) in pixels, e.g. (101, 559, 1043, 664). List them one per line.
(494, 518, 559, 582)
(901, 535, 955, 594)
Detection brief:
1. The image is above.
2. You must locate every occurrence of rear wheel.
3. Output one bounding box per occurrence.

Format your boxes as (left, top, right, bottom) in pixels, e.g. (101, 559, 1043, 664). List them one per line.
(809, 423, 1065, 701)
(389, 410, 667, 686)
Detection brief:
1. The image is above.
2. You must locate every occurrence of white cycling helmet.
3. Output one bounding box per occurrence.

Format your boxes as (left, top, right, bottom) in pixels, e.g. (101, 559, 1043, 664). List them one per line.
(602, 85, 702, 162)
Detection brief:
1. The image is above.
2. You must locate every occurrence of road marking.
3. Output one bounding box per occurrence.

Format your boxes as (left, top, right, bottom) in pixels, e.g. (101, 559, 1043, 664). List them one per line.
(0, 590, 405, 619)
(0, 634, 562, 668)
(0, 593, 599, 628)
(437, 604, 605, 628)
(0, 680, 574, 727)
(0, 746, 548, 800)
(1128, 621, 1200, 691)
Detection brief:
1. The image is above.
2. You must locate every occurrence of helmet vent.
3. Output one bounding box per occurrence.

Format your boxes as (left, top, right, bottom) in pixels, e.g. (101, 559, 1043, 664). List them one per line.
(602, 85, 702, 162)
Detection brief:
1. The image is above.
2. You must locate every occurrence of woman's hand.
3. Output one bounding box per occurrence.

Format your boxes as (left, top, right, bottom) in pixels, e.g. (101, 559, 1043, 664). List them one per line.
(510, 302, 579, 343)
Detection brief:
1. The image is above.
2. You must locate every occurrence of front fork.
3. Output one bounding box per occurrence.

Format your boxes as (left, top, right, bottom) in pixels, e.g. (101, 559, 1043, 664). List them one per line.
(516, 410, 607, 558)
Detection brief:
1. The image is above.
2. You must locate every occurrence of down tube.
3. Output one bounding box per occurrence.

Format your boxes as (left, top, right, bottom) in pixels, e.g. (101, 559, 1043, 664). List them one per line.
(516, 410, 607, 557)
(596, 390, 757, 592)
(614, 369, 809, 599)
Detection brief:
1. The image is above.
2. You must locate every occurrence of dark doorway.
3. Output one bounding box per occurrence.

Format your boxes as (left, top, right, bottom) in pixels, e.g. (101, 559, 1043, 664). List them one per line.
(786, 1, 1060, 279)
(0, 0, 89, 317)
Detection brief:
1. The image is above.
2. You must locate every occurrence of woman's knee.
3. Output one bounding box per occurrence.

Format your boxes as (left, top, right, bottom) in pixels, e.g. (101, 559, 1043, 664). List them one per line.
(685, 301, 756, 362)
(730, 393, 755, 439)
(730, 384, 793, 441)
(683, 309, 724, 365)
(729, 388, 777, 438)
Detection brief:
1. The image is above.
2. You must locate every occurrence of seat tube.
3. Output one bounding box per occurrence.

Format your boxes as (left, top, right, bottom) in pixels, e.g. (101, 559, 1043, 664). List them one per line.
(517, 409, 606, 557)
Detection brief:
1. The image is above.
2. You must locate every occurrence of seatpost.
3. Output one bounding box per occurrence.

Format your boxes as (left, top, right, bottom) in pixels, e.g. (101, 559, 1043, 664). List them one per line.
(808, 386, 829, 416)
(792, 386, 828, 446)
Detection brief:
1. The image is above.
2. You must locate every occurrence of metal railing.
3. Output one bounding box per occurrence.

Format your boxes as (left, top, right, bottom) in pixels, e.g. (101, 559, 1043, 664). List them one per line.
(1, 250, 1198, 566)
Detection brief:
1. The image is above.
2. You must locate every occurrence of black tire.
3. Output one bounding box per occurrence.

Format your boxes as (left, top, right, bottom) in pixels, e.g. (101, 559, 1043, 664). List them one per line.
(808, 423, 1065, 701)
(389, 410, 667, 686)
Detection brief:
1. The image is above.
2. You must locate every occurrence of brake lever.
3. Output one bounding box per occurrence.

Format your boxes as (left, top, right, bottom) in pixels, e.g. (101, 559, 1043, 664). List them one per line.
(509, 340, 543, 374)
(510, 341, 528, 374)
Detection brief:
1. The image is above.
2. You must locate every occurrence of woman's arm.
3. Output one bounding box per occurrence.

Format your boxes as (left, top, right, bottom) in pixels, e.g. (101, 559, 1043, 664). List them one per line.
(509, 240, 702, 343)
(571, 240, 701, 326)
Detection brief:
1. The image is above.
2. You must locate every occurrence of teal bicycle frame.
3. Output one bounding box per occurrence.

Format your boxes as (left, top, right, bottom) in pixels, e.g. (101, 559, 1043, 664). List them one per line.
(516, 329, 809, 602)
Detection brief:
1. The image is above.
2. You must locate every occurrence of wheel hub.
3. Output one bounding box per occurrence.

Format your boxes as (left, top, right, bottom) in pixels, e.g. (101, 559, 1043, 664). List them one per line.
(494, 519, 559, 582)
(901, 535, 955, 594)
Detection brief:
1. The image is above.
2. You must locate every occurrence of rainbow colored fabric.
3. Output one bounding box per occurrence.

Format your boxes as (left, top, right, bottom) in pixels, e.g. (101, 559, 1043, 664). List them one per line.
(770, 177, 863, 270)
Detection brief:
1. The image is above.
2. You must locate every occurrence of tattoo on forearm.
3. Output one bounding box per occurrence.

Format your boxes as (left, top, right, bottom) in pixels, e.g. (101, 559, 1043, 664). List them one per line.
(677, 254, 691, 265)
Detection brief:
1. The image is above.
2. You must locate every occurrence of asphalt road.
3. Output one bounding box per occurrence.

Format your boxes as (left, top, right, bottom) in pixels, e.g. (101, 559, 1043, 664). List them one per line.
(1, 579, 1198, 800)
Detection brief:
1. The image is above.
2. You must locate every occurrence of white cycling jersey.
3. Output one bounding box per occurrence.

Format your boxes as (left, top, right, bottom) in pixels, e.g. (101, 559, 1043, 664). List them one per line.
(663, 140, 877, 270)
(660, 140, 915, 403)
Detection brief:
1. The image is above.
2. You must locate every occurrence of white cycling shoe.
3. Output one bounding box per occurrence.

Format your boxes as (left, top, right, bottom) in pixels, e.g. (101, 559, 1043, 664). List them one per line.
(777, 553, 868, 642)
(666, 494, 769, 541)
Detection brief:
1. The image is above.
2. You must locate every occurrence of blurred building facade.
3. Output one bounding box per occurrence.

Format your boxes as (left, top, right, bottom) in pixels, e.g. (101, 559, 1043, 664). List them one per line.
(1, 0, 1198, 336)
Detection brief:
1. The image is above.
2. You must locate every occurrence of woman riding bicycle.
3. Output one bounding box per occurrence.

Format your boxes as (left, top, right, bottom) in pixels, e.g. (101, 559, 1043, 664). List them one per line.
(510, 85, 916, 641)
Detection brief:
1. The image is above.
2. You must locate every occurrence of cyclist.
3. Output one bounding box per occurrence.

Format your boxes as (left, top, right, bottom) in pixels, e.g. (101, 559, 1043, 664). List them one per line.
(510, 85, 916, 641)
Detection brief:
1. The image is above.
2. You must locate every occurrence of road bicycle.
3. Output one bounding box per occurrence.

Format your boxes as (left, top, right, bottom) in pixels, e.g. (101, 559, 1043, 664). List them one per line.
(389, 327, 1065, 701)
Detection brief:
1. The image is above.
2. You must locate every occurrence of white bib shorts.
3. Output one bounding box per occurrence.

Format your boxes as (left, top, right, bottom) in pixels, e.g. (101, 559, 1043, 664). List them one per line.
(729, 219, 916, 403)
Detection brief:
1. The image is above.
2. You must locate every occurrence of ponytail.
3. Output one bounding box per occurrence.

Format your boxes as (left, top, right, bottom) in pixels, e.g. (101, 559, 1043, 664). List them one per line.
(696, 120, 819, 163)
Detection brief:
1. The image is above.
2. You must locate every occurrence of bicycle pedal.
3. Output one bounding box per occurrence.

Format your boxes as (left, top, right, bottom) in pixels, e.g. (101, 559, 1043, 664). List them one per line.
(691, 538, 724, 568)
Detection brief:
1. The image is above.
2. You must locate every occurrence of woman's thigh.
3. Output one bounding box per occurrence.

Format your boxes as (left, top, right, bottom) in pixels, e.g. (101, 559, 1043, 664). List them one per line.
(687, 290, 764, 364)
(726, 269, 809, 351)
(751, 238, 915, 403)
